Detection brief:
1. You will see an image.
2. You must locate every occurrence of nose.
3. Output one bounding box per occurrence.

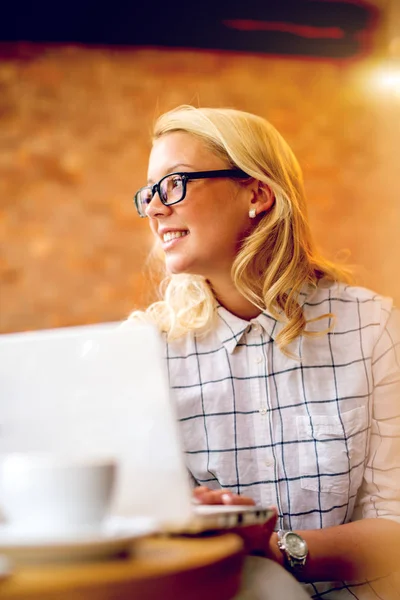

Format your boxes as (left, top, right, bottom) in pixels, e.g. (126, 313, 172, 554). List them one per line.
(145, 190, 173, 219)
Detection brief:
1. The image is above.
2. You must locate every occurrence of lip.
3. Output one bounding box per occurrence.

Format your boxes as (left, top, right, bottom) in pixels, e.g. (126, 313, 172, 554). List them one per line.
(159, 228, 189, 250)
(158, 227, 188, 235)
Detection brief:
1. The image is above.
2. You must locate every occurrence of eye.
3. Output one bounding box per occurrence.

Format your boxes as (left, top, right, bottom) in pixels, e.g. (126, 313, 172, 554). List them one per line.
(171, 176, 183, 189)
(142, 189, 153, 205)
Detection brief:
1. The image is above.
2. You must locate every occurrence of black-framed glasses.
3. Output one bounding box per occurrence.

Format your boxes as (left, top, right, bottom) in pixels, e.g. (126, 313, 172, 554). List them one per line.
(133, 169, 249, 218)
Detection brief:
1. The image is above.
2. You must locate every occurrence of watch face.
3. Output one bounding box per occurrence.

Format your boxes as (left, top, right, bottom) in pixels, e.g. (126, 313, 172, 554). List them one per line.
(285, 532, 308, 558)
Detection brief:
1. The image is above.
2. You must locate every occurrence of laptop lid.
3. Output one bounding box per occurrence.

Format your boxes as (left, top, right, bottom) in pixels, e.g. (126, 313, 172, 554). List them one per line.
(0, 322, 193, 528)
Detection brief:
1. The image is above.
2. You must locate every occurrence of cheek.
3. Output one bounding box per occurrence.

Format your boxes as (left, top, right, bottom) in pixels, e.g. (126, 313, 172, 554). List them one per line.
(203, 211, 248, 245)
(148, 220, 158, 238)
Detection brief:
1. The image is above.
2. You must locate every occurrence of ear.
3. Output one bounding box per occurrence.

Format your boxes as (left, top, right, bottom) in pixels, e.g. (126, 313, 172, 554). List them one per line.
(249, 181, 275, 215)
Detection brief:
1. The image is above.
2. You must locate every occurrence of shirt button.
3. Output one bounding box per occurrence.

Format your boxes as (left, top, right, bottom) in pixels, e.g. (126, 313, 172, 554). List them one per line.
(252, 324, 260, 333)
(255, 355, 263, 364)
(259, 407, 267, 415)
(265, 458, 273, 468)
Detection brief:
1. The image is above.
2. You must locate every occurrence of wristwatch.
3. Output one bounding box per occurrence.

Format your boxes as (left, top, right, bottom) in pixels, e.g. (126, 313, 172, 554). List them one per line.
(277, 530, 308, 573)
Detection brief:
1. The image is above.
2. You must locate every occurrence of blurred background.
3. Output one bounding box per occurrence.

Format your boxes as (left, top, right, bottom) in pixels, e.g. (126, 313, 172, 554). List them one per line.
(0, 0, 399, 333)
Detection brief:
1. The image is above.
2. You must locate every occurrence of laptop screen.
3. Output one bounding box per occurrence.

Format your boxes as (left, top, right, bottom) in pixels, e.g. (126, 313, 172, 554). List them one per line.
(0, 322, 193, 527)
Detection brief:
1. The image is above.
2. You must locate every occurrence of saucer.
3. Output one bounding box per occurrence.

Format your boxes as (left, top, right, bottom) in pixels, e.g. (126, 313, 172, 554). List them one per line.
(0, 554, 12, 580)
(0, 516, 158, 564)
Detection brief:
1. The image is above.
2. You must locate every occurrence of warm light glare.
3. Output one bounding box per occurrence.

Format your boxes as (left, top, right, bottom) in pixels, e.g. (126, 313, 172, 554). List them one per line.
(376, 67, 400, 89)
(371, 63, 400, 94)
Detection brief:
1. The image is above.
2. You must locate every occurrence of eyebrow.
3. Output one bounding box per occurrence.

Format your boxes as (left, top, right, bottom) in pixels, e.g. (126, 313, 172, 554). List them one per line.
(147, 163, 196, 185)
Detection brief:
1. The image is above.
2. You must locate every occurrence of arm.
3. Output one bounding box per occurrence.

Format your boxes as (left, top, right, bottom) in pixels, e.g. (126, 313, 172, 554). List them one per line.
(193, 488, 400, 581)
(194, 489, 400, 581)
(267, 518, 400, 582)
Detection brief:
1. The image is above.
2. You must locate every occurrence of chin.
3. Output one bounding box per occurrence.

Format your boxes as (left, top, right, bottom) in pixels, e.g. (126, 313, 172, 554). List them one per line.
(165, 259, 203, 277)
(165, 262, 190, 275)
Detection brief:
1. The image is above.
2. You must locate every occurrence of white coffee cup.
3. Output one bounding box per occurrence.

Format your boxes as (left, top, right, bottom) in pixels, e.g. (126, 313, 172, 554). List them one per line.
(0, 453, 117, 537)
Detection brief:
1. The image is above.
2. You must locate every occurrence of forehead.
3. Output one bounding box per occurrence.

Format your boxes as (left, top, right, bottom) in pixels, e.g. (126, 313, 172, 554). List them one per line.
(147, 132, 226, 179)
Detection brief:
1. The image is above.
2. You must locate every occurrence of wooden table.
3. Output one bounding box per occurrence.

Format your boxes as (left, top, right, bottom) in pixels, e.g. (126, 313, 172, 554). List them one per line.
(0, 533, 245, 600)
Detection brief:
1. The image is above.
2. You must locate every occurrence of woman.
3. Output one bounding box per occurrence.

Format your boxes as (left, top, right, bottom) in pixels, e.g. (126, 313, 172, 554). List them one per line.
(130, 105, 400, 599)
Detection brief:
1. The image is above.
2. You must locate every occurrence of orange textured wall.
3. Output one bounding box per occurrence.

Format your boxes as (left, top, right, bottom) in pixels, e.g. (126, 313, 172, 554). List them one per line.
(1, 44, 399, 333)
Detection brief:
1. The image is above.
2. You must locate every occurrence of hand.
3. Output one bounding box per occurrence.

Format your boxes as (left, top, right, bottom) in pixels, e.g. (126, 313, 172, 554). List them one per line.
(193, 485, 256, 506)
(193, 486, 281, 562)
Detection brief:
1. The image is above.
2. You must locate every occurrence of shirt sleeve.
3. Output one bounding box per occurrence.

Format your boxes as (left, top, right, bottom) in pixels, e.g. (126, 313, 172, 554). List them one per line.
(352, 302, 400, 524)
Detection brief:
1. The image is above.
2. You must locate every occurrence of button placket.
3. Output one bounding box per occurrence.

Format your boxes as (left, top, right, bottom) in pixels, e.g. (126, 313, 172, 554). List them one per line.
(246, 325, 273, 507)
(250, 323, 266, 414)
(256, 327, 281, 510)
(249, 325, 266, 416)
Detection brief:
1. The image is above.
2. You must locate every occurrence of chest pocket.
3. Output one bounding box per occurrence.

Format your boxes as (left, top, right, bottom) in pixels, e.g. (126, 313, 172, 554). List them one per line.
(296, 407, 368, 495)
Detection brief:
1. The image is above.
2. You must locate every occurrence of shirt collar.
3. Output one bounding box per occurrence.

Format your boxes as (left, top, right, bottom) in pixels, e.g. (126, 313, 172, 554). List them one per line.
(215, 306, 280, 354)
(215, 283, 318, 354)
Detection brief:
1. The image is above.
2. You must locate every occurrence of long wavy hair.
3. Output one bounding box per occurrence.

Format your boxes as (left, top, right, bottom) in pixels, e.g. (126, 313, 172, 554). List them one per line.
(130, 105, 353, 353)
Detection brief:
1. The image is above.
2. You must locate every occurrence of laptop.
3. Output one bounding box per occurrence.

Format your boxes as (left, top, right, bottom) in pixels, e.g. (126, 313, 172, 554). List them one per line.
(0, 322, 273, 534)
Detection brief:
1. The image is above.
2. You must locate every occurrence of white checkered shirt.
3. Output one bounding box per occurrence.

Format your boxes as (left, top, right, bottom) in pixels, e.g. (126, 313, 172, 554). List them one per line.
(166, 282, 400, 599)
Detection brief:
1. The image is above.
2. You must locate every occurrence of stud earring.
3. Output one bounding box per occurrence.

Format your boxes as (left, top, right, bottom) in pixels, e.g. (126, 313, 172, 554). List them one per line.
(249, 208, 257, 219)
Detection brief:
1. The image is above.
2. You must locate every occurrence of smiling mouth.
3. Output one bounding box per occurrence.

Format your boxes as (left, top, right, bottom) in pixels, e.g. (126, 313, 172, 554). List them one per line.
(163, 231, 189, 243)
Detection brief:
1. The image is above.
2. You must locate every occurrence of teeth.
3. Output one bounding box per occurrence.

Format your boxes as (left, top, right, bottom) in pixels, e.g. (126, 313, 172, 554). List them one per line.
(163, 231, 189, 243)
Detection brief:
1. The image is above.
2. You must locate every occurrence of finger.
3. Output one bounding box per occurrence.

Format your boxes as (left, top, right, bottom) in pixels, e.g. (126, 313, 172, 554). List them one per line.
(193, 487, 256, 506)
(221, 493, 255, 506)
(192, 487, 215, 504)
(197, 490, 232, 504)
(195, 490, 256, 506)
(193, 487, 230, 503)
(194, 489, 236, 505)
(193, 486, 212, 496)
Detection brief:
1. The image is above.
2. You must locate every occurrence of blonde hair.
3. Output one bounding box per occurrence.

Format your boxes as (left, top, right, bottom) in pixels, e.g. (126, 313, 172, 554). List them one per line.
(130, 105, 353, 353)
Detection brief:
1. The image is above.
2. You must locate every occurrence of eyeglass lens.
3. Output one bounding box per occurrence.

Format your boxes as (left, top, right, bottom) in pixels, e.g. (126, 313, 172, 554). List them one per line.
(160, 175, 184, 204)
(138, 174, 185, 215)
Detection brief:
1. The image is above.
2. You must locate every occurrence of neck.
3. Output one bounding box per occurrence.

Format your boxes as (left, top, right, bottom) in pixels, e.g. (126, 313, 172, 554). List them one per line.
(208, 277, 262, 321)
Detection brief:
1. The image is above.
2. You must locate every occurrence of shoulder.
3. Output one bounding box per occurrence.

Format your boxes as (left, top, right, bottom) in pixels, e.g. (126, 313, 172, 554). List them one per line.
(304, 281, 394, 340)
(307, 280, 393, 315)
(335, 282, 391, 305)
